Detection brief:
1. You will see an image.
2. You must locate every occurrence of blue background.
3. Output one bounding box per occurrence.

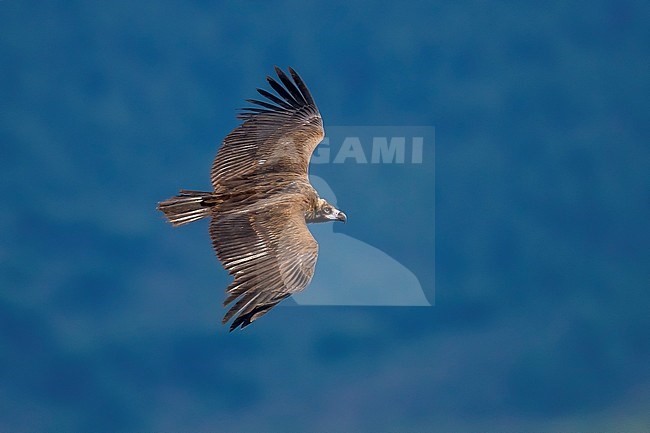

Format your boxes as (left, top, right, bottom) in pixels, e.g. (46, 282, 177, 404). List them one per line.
(1, 1, 649, 432)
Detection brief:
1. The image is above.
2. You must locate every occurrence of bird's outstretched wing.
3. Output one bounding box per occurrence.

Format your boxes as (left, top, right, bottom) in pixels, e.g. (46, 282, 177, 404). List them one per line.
(211, 66, 324, 189)
(209, 194, 319, 331)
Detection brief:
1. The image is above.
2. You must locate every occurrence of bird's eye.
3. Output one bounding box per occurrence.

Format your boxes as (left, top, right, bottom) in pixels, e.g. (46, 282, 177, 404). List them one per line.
(323, 206, 332, 214)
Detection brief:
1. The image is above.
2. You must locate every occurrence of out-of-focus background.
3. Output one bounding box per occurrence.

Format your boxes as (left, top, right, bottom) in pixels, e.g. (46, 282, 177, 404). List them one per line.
(1, 1, 649, 432)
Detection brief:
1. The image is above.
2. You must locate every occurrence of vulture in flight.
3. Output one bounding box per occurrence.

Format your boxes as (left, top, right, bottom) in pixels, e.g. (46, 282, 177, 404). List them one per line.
(158, 67, 346, 331)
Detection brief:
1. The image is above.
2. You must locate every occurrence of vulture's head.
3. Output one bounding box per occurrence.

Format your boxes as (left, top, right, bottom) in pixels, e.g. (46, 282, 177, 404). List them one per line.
(309, 198, 347, 224)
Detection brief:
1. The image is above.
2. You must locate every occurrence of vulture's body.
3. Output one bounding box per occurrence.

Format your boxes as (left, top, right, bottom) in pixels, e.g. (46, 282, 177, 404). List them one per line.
(158, 67, 346, 331)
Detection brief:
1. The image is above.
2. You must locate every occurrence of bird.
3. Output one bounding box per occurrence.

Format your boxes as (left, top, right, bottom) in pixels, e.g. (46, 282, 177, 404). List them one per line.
(157, 66, 347, 331)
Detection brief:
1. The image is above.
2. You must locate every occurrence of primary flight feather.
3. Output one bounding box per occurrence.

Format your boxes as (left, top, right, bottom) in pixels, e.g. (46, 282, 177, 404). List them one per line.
(157, 67, 346, 331)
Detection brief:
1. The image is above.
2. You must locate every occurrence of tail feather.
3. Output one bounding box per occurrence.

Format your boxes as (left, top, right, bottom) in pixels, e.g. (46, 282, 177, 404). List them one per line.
(157, 190, 213, 226)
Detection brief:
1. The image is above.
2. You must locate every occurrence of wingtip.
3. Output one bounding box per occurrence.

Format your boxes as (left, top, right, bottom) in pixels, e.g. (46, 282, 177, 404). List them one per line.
(274, 66, 288, 79)
(226, 317, 239, 332)
(229, 317, 249, 332)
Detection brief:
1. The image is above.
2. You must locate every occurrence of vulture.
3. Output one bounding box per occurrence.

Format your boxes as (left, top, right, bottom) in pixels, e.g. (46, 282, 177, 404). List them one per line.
(157, 66, 346, 331)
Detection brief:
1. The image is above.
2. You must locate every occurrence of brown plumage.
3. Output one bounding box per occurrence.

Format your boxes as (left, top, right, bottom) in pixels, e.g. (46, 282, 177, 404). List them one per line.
(157, 67, 346, 331)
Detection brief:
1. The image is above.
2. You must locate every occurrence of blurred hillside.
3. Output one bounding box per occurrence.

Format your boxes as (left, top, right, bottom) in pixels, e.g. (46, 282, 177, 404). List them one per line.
(1, 1, 649, 432)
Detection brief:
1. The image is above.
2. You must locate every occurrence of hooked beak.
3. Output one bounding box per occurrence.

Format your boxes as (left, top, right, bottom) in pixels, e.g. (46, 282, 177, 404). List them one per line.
(336, 211, 347, 223)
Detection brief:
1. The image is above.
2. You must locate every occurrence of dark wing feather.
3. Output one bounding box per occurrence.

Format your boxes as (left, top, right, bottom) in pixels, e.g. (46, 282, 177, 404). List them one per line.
(211, 67, 324, 189)
(274, 66, 307, 104)
(265, 74, 301, 107)
(288, 67, 316, 106)
(256, 88, 293, 110)
(209, 195, 319, 331)
(245, 98, 283, 112)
